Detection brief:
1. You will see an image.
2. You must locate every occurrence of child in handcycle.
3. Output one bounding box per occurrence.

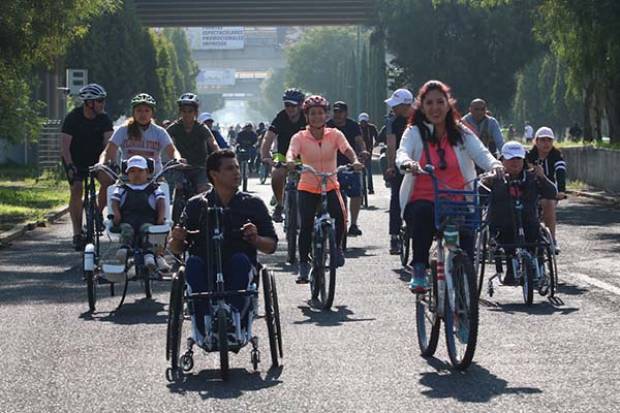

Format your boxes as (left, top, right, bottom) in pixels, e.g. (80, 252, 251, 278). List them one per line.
(110, 155, 166, 270)
(484, 141, 557, 285)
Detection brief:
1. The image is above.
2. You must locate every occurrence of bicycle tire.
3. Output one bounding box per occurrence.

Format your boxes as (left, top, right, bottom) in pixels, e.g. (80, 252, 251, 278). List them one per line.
(86, 270, 96, 312)
(262, 269, 280, 367)
(521, 255, 535, 306)
(242, 161, 248, 192)
(166, 268, 185, 368)
(416, 259, 440, 357)
(271, 272, 284, 358)
(474, 227, 488, 298)
(362, 170, 369, 208)
(217, 308, 229, 380)
(445, 253, 478, 370)
(312, 224, 337, 310)
(539, 225, 558, 297)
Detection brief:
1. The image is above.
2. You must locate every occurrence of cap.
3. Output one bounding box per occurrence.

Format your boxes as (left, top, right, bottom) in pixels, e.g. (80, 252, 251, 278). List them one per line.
(501, 141, 526, 160)
(385, 88, 413, 107)
(126, 155, 148, 170)
(333, 101, 348, 112)
(535, 126, 555, 140)
(198, 112, 214, 123)
(358, 112, 369, 122)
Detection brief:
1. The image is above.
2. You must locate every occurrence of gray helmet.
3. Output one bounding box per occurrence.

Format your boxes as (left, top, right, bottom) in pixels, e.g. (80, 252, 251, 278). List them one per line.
(130, 93, 157, 109)
(177, 92, 200, 108)
(79, 83, 107, 101)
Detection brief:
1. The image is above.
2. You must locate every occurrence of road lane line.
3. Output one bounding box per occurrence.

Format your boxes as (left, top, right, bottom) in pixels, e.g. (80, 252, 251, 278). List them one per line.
(568, 271, 620, 296)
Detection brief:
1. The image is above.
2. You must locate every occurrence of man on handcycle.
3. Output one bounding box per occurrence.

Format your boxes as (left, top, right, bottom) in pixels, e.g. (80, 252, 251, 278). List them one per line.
(169, 150, 277, 334)
(110, 155, 166, 270)
(484, 141, 557, 285)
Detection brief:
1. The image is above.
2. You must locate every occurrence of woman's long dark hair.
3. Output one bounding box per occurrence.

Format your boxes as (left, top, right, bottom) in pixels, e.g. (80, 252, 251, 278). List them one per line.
(126, 105, 155, 141)
(409, 80, 464, 146)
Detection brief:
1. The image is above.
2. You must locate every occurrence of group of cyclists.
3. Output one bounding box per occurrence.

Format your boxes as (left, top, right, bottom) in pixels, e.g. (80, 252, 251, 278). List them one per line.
(61, 79, 567, 314)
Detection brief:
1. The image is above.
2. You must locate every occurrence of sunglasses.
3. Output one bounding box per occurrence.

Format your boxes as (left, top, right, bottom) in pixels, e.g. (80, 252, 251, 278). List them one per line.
(284, 103, 298, 108)
(437, 147, 447, 170)
(94, 98, 105, 103)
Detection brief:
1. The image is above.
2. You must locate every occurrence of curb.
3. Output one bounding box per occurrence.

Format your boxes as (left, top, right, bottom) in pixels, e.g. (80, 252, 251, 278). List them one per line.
(0, 205, 69, 246)
(566, 189, 620, 206)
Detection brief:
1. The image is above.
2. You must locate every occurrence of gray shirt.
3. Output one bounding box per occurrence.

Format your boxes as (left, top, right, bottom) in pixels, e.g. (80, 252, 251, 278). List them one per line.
(110, 122, 174, 172)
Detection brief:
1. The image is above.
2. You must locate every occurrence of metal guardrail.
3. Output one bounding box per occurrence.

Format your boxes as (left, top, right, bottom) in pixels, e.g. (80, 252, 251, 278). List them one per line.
(37, 120, 62, 170)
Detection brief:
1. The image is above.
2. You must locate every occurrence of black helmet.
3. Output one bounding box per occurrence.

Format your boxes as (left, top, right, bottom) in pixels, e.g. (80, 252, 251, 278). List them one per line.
(282, 88, 305, 105)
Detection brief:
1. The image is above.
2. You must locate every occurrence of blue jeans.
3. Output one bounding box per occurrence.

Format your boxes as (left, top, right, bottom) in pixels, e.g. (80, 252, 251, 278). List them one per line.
(389, 173, 404, 235)
(185, 253, 254, 335)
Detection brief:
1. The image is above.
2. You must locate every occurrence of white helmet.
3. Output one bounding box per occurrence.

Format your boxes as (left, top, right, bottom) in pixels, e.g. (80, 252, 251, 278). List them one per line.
(79, 83, 107, 101)
(177, 92, 200, 108)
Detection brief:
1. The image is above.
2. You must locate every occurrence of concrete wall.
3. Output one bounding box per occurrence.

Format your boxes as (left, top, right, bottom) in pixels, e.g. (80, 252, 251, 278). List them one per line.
(562, 147, 620, 193)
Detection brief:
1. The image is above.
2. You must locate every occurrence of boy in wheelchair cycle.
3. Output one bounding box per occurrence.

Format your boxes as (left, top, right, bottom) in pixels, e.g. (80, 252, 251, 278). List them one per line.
(483, 141, 557, 287)
(110, 155, 166, 270)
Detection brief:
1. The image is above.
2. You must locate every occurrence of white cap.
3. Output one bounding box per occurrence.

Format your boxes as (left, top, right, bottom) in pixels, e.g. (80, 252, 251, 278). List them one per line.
(501, 141, 526, 160)
(126, 155, 148, 170)
(535, 126, 555, 140)
(385, 88, 413, 108)
(198, 112, 214, 123)
(358, 112, 369, 122)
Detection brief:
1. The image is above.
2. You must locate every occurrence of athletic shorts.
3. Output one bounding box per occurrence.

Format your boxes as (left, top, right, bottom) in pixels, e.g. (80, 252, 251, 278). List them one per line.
(338, 170, 362, 198)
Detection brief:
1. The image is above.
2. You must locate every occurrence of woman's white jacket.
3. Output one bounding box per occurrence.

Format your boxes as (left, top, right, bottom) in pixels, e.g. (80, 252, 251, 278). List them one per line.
(395, 122, 501, 218)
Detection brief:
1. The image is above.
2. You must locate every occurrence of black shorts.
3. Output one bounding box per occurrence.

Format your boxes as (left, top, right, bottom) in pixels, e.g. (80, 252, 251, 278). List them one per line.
(62, 159, 89, 185)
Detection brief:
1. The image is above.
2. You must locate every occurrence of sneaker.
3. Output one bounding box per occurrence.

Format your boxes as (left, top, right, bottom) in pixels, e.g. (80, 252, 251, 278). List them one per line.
(296, 262, 311, 284)
(115, 247, 128, 264)
(73, 234, 84, 251)
(409, 264, 429, 293)
(348, 224, 362, 236)
(144, 253, 156, 271)
(389, 235, 401, 255)
(272, 205, 284, 223)
(336, 248, 345, 267)
(156, 255, 171, 272)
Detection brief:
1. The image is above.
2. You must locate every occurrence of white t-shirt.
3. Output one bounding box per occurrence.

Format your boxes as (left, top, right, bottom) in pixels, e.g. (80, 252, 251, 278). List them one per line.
(110, 122, 173, 172)
(524, 125, 534, 140)
(111, 183, 165, 209)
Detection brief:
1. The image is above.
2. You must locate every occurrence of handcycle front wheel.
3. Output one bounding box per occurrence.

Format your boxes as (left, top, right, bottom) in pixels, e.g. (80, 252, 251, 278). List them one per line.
(444, 253, 478, 370)
(217, 308, 229, 380)
(85, 270, 97, 312)
(415, 259, 441, 357)
(311, 223, 337, 310)
(521, 255, 535, 306)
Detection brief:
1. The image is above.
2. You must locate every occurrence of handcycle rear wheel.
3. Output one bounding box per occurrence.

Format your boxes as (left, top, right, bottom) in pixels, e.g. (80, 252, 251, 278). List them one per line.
(539, 225, 558, 297)
(474, 226, 489, 298)
(262, 269, 282, 367)
(415, 259, 441, 357)
(166, 267, 185, 377)
(311, 224, 337, 310)
(217, 308, 229, 380)
(444, 253, 478, 370)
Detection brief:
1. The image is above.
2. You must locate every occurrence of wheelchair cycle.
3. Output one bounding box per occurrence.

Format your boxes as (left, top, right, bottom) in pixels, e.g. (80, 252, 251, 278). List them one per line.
(474, 178, 558, 305)
(83, 159, 185, 312)
(165, 206, 283, 381)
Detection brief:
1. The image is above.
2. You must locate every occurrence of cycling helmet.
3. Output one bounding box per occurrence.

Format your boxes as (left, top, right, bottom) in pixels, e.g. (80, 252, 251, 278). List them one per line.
(79, 83, 107, 101)
(243, 122, 254, 129)
(302, 95, 330, 113)
(130, 93, 157, 109)
(177, 92, 200, 107)
(282, 88, 305, 105)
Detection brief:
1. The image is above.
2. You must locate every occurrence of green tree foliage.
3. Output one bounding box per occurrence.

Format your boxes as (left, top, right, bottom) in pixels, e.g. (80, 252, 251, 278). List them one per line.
(378, 0, 541, 118)
(260, 68, 287, 119)
(0, 0, 119, 143)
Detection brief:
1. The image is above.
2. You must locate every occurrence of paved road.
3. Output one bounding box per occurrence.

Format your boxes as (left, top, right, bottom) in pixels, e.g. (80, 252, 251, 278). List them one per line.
(1, 174, 619, 412)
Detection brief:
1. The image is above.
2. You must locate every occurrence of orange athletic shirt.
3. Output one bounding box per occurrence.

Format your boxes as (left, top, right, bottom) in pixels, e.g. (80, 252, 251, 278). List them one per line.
(287, 127, 353, 194)
(411, 136, 466, 202)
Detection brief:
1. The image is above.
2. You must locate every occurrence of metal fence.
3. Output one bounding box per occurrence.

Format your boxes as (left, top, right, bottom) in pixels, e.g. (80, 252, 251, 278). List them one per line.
(37, 120, 62, 170)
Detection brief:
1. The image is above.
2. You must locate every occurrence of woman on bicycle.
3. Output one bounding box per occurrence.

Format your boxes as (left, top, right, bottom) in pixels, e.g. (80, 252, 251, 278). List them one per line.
(396, 80, 502, 293)
(286, 95, 364, 283)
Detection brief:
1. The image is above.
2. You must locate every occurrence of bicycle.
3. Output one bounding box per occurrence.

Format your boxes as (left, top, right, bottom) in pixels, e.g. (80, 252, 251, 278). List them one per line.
(301, 164, 350, 310)
(171, 165, 202, 225)
(403, 164, 488, 370)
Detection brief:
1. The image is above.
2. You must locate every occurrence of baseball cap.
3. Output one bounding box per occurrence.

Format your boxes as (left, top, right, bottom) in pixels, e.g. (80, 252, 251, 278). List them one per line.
(501, 141, 526, 160)
(535, 126, 555, 140)
(358, 112, 369, 122)
(198, 112, 214, 123)
(126, 155, 148, 170)
(333, 101, 348, 112)
(385, 88, 413, 108)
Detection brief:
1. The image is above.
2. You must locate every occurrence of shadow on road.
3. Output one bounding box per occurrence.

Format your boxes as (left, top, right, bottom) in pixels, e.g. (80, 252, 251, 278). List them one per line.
(558, 201, 620, 227)
(80, 297, 168, 324)
(419, 359, 542, 403)
(344, 246, 377, 259)
(293, 304, 375, 327)
(167, 366, 282, 399)
(556, 281, 589, 296)
(485, 300, 579, 316)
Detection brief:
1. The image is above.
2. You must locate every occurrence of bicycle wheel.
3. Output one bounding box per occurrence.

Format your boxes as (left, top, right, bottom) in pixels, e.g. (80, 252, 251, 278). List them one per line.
(539, 225, 558, 297)
(311, 224, 337, 310)
(271, 272, 283, 358)
(285, 190, 298, 264)
(86, 270, 96, 312)
(474, 226, 489, 298)
(362, 170, 369, 208)
(416, 259, 440, 357)
(521, 255, 535, 306)
(444, 253, 478, 370)
(217, 308, 229, 380)
(262, 269, 280, 367)
(166, 268, 185, 370)
(399, 226, 411, 268)
(242, 161, 248, 192)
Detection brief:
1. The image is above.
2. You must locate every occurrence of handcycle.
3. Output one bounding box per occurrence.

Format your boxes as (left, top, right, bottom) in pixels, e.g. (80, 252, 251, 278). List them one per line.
(474, 177, 558, 304)
(403, 163, 489, 370)
(83, 159, 184, 312)
(165, 206, 283, 381)
(301, 164, 351, 310)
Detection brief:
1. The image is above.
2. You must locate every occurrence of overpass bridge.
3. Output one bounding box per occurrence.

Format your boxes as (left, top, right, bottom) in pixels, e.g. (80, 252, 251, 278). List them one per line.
(134, 0, 378, 27)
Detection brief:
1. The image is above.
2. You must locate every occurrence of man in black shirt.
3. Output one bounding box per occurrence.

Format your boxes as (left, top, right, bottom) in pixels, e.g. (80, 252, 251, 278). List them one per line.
(260, 88, 306, 222)
(327, 101, 369, 236)
(383, 88, 414, 254)
(60, 83, 114, 250)
(170, 150, 277, 323)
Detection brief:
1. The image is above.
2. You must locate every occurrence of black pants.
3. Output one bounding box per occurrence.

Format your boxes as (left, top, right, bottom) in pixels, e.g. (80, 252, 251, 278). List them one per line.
(389, 173, 404, 235)
(298, 190, 345, 263)
(403, 200, 474, 266)
(365, 158, 374, 193)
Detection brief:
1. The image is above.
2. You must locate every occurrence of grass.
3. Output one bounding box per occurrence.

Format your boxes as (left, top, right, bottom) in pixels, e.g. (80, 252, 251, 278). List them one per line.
(555, 138, 620, 151)
(566, 180, 589, 192)
(0, 164, 69, 231)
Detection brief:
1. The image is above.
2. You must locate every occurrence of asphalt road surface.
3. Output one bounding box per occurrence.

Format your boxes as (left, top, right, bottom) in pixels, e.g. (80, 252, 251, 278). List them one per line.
(1, 174, 619, 412)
